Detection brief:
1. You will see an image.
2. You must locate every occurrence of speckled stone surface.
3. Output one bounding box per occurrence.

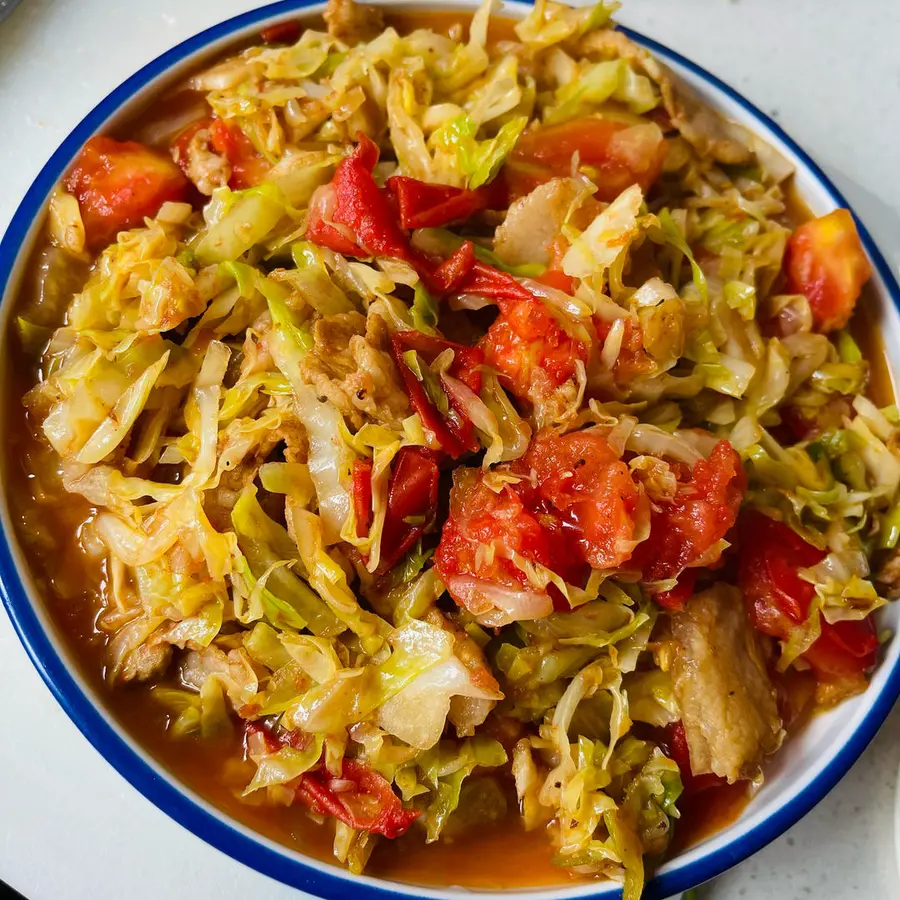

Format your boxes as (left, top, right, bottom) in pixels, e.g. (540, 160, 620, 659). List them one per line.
(0, 1, 899, 898)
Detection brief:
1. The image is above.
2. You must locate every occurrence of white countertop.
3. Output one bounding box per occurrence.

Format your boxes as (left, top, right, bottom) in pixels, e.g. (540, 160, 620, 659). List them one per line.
(1, 1, 900, 898)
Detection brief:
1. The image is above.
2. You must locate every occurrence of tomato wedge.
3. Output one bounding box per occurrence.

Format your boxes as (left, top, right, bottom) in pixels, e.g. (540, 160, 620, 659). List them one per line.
(504, 117, 668, 203)
(65, 136, 190, 249)
(784, 209, 872, 333)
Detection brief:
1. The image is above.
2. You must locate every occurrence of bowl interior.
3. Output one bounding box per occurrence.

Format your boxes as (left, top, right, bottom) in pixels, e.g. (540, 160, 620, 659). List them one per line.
(1, 3, 899, 899)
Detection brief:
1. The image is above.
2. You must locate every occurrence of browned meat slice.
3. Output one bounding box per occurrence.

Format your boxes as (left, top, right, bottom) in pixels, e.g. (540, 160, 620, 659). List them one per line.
(298, 311, 410, 429)
(120, 640, 173, 683)
(670, 584, 783, 783)
(323, 0, 384, 45)
(493, 177, 582, 268)
(170, 126, 230, 196)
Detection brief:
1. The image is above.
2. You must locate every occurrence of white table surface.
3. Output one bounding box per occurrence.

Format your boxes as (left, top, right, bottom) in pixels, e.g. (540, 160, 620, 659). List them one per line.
(2, 1, 900, 898)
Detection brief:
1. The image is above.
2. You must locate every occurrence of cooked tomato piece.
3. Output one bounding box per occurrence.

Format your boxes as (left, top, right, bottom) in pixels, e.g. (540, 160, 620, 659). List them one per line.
(458, 261, 534, 306)
(631, 441, 745, 603)
(535, 268, 576, 295)
(378, 446, 440, 574)
(428, 240, 477, 294)
(65, 136, 190, 249)
(804, 619, 880, 682)
(737, 511, 879, 686)
(385, 176, 504, 229)
(435, 467, 556, 618)
(391, 331, 484, 458)
(171, 116, 213, 166)
(437, 431, 642, 616)
(207, 117, 270, 189)
(295, 757, 420, 838)
(662, 720, 727, 795)
(783, 209, 872, 333)
(351, 458, 374, 538)
(504, 118, 668, 202)
(307, 133, 414, 262)
(521, 430, 642, 570)
(655, 568, 698, 611)
(594, 316, 655, 381)
(479, 293, 588, 404)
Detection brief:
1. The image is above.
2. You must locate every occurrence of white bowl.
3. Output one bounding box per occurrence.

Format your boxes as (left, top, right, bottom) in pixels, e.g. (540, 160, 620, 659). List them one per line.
(1, 3, 899, 899)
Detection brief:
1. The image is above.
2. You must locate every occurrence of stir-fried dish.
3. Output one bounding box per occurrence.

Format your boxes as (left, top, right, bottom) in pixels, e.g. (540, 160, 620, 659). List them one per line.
(11, 0, 899, 896)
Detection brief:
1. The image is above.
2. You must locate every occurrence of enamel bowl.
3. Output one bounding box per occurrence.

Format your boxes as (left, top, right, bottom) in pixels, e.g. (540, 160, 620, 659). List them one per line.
(1, 2, 899, 898)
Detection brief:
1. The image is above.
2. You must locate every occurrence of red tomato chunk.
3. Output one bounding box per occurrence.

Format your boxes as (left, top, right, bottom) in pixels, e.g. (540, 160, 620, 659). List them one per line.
(784, 209, 872, 333)
(630, 440, 745, 608)
(504, 117, 668, 203)
(521, 430, 642, 570)
(479, 293, 588, 403)
(65, 136, 190, 249)
(738, 511, 879, 691)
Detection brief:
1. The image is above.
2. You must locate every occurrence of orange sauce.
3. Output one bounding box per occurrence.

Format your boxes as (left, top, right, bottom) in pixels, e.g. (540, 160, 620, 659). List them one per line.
(3, 7, 885, 890)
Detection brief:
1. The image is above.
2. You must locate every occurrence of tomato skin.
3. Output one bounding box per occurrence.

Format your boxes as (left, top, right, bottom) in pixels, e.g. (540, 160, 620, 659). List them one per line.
(504, 118, 668, 202)
(632, 441, 746, 596)
(459, 261, 535, 306)
(784, 209, 872, 333)
(245, 722, 417, 837)
(378, 446, 441, 574)
(65, 136, 190, 249)
(737, 511, 879, 683)
(521, 430, 641, 570)
(390, 331, 484, 458)
(307, 134, 413, 262)
(351, 458, 374, 539)
(385, 176, 503, 229)
(428, 240, 477, 294)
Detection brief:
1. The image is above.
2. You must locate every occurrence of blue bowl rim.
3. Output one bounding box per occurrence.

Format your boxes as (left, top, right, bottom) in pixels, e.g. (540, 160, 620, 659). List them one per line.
(1, 2, 900, 899)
